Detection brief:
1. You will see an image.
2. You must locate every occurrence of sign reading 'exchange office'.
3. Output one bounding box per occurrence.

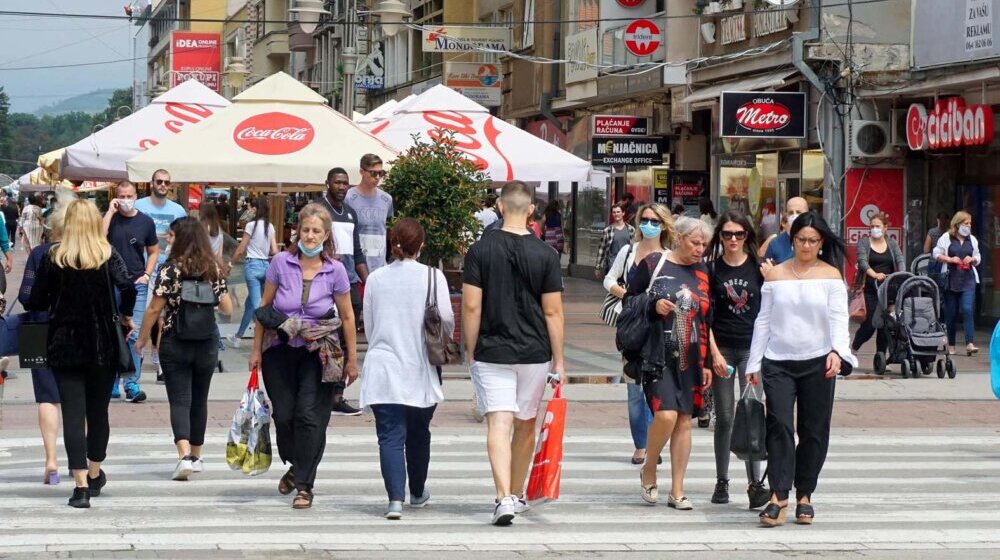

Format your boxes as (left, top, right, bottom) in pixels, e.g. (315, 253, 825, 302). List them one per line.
(591, 137, 665, 166)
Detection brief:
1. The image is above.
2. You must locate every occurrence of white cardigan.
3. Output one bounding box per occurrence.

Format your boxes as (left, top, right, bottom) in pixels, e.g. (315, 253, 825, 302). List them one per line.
(932, 232, 981, 284)
(359, 260, 454, 410)
(603, 243, 671, 293)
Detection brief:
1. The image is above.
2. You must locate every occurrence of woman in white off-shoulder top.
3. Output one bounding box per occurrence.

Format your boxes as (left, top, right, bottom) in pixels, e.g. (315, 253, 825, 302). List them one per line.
(746, 211, 857, 528)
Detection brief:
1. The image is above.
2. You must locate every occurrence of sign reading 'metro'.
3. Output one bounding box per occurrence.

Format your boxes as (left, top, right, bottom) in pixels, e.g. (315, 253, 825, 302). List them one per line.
(591, 137, 664, 165)
(592, 115, 650, 136)
(720, 91, 806, 138)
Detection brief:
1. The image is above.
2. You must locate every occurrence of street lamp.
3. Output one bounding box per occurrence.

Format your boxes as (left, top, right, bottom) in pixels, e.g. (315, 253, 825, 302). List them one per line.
(341, 46, 358, 116)
(224, 57, 250, 90)
(289, 0, 330, 34)
(373, 0, 412, 37)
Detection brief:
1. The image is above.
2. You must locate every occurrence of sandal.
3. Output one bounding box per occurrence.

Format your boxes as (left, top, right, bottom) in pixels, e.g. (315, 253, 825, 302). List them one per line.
(291, 489, 313, 509)
(639, 470, 658, 504)
(795, 503, 815, 525)
(44, 470, 60, 486)
(278, 468, 296, 495)
(758, 502, 787, 527)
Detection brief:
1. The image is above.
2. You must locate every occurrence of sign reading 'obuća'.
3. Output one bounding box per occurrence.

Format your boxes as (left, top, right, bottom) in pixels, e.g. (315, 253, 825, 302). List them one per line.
(720, 91, 806, 138)
(906, 98, 995, 151)
(233, 112, 315, 155)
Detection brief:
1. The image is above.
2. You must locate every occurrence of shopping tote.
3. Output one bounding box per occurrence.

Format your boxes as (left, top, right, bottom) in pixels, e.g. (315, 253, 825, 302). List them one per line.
(526, 383, 566, 504)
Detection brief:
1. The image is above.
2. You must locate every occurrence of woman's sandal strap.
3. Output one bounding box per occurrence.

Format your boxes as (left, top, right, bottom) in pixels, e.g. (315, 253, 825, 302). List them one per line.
(759, 502, 786, 519)
(796, 504, 815, 518)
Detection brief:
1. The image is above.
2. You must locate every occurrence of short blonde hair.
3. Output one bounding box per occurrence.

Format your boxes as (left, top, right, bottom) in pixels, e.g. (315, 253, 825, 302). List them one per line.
(51, 199, 111, 270)
(632, 203, 676, 249)
(950, 210, 972, 235)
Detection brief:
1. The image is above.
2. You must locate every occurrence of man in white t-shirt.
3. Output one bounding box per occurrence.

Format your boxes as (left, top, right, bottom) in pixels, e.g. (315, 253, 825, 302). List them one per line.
(345, 154, 393, 271)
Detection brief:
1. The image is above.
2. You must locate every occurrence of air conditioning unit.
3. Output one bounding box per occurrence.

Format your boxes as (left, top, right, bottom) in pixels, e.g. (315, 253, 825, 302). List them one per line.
(890, 109, 909, 147)
(849, 120, 893, 158)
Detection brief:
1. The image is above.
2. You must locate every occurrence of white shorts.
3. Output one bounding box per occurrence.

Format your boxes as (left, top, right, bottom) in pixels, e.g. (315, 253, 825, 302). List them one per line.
(470, 361, 550, 420)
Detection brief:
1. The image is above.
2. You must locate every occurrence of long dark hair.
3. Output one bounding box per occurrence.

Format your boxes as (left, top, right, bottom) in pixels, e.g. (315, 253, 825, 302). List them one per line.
(707, 210, 759, 264)
(789, 211, 847, 274)
(699, 197, 717, 220)
(544, 199, 561, 221)
(166, 217, 221, 282)
(199, 201, 220, 237)
(249, 195, 271, 238)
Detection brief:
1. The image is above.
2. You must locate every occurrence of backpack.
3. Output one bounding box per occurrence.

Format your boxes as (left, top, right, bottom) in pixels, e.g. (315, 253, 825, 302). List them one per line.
(174, 278, 219, 341)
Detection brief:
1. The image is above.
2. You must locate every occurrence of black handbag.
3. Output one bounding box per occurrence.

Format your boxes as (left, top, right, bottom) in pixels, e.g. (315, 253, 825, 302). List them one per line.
(104, 263, 135, 375)
(615, 253, 667, 354)
(16, 320, 49, 369)
(730, 382, 768, 462)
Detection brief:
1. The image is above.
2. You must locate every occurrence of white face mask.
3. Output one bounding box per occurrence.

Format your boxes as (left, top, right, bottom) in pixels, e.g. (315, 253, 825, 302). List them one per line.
(870, 227, 884, 239)
(958, 225, 972, 237)
(118, 199, 135, 213)
(786, 212, 800, 229)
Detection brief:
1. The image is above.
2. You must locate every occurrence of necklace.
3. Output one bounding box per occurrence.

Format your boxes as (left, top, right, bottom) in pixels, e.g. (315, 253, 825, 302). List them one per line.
(791, 259, 820, 279)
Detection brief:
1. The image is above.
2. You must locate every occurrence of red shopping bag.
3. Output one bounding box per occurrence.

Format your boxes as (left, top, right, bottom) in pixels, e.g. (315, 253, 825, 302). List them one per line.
(525, 383, 567, 504)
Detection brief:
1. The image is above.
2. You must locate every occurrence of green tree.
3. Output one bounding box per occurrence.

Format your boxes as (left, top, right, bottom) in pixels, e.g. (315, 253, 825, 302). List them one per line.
(92, 87, 134, 130)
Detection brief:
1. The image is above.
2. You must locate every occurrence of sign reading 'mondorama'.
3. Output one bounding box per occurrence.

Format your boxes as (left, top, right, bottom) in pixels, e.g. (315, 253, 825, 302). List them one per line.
(422, 26, 511, 53)
(720, 91, 806, 138)
(591, 137, 664, 165)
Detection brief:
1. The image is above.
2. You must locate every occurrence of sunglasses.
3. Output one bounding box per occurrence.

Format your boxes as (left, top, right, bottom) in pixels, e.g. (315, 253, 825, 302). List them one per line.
(720, 230, 747, 240)
(639, 218, 662, 226)
(154, 179, 171, 185)
(364, 169, 387, 179)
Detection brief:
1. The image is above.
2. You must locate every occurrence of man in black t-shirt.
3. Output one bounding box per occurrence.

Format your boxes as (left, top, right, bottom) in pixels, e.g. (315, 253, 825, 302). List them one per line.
(103, 180, 159, 403)
(462, 180, 565, 526)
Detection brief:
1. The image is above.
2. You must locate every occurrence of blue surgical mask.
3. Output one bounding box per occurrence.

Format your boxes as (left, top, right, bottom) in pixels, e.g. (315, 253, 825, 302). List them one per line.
(639, 222, 661, 239)
(297, 240, 324, 257)
(959, 225, 972, 237)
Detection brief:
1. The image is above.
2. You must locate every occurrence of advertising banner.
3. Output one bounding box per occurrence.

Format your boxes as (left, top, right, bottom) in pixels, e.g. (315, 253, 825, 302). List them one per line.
(720, 91, 806, 138)
(422, 26, 510, 53)
(591, 137, 665, 165)
(170, 32, 221, 92)
(443, 62, 501, 106)
(670, 171, 709, 214)
(913, 0, 1000, 68)
(565, 28, 599, 84)
(592, 115, 651, 136)
(844, 168, 905, 282)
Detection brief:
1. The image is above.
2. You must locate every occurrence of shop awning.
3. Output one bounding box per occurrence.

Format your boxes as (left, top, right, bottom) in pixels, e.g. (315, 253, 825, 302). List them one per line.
(681, 69, 799, 104)
(855, 66, 1000, 98)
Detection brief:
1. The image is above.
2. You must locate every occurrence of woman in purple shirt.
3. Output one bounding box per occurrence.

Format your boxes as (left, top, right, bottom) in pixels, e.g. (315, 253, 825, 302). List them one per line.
(250, 203, 358, 509)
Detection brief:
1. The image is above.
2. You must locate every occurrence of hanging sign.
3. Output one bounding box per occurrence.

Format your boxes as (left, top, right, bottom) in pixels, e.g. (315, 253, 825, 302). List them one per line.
(592, 115, 651, 136)
(623, 19, 661, 57)
(354, 44, 385, 90)
(170, 32, 221, 92)
(906, 98, 995, 151)
(422, 26, 510, 53)
(444, 62, 502, 107)
(591, 137, 665, 165)
(720, 91, 807, 138)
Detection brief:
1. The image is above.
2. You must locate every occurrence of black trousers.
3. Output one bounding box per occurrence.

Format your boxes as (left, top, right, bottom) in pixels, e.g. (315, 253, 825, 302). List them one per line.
(851, 286, 888, 353)
(261, 344, 333, 492)
(53, 365, 116, 470)
(160, 334, 218, 446)
(761, 356, 836, 501)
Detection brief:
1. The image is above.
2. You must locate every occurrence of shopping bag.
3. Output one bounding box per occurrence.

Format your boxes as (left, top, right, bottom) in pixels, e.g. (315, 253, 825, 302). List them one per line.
(730, 382, 768, 462)
(226, 368, 272, 475)
(225, 370, 255, 470)
(526, 383, 567, 504)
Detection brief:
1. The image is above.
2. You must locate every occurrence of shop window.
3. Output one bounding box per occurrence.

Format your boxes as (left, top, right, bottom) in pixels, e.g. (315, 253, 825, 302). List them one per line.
(574, 181, 609, 268)
(802, 150, 825, 216)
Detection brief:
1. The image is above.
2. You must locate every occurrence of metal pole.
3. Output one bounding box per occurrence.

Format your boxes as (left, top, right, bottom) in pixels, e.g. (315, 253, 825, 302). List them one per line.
(342, 0, 357, 116)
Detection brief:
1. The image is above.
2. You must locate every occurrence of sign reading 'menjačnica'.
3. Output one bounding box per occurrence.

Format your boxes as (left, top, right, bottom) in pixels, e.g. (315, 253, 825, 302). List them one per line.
(591, 137, 665, 165)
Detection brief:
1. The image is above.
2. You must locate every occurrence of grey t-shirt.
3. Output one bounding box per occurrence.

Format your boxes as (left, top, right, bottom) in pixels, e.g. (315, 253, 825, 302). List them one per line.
(345, 187, 394, 271)
(609, 226, 632, 265)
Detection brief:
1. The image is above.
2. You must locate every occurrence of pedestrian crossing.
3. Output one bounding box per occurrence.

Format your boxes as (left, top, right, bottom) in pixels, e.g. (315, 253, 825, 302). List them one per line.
(1, 429, 999, 554)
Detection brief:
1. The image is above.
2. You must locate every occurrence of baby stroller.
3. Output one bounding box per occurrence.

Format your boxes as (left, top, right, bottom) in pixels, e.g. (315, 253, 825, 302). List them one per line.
(872, 272, 953, 378)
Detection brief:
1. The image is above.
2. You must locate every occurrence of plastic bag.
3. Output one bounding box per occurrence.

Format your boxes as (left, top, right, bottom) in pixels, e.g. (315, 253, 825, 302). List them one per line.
(226, 368, 273, 476)
(526, 383, 566, 504)
(730, 382, 768, 462)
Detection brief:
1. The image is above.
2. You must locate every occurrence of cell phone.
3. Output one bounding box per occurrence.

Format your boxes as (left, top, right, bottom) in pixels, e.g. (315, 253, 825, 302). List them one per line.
(546, 372, 560, 386)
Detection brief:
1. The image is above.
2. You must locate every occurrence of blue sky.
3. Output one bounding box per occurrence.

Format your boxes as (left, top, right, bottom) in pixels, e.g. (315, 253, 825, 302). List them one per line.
(0, 1, 145, 113)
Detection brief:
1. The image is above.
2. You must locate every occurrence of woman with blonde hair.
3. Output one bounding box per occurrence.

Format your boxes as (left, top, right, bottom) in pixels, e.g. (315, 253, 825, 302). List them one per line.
(605, 203, 674, 465)
(28, 199, 137, 508)
(933, 210, 982, 356)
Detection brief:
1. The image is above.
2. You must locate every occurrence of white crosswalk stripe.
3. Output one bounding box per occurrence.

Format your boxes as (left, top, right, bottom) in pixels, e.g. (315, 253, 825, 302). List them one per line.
(1, 428, 999, 554)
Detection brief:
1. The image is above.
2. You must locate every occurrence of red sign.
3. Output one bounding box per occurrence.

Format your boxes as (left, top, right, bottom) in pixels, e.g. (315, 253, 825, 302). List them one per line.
(844, 168, 904, 282)
(624, 19, 660, 57)
(592, 115, 650, 136)
(906, 98, 994, 151)
(673, 183, 702, 197)
(525, 118, 569, 149)
(617, 0, 645, 6)
(170, 32, 221, 92)
(233, 112, 315, 155)
(735, 101, 791, 133)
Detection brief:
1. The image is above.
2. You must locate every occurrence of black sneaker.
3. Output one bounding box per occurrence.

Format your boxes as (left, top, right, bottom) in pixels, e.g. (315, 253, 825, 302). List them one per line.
(127, 389, 147, 403)
(331, 399, 362, 416)
(68, 487, 91, 508)
(87, 469, 106, 497)
(748, 480, 770, 509)
(711, 479, 730, 504)
(156, 364, 165, 384)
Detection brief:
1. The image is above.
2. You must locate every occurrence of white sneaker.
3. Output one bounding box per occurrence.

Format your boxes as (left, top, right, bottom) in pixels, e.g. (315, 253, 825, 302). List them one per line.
(172, 458, 193, 481)
(513, 495, 531, 514)
(225, 335, 242, 349)
(191, 457, 204, 473)
(491, 496, 516, 526)
(667, 495, 694, 510)
(409, 490, 431, 508)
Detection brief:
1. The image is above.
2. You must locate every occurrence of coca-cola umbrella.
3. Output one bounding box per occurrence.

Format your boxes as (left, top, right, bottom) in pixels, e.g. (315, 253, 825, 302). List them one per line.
(126, 72, 397, 187)
(58, 80, 231, 181)
(362, 85, 591, 183)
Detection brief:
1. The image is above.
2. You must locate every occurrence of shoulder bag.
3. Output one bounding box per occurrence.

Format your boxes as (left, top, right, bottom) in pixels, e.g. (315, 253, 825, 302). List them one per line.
(599, 244, 634, 327)
(175, 278, 220, 341)
(615, 253, 668, 354)
(730, 382, 768, 461)
(104, 263, 136, 375)
(424, 266, 461, 366)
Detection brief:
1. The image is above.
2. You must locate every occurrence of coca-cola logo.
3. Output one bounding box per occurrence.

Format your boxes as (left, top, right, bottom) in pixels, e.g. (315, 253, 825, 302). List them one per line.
(735, 101, 791, 133)
(421, 111, 513, 180)
(233, 112, 315, 155)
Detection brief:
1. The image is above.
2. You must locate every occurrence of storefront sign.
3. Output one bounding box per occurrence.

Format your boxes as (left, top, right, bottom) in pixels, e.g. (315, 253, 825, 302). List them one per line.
(721, 15, 747, 45)
(354, 44, 385, 91)
(592, 115, 650, 136)
(966, 0, 993, 51)
(591, 137, 665, 165)
(233, 112, 315, 155)
(844, 168, 904, 281)
(719, 154, 757, 168)
(720, 91, 806, 138)
(444, 62, 502, 107)
(906, 98, 995, 150)
(525, 118, 569, 149)
(913, 0, 1000, 68)
(565, 28, 599, 84)
(653, 168, 669, 204)
(170, 32, 221, 92)
(422, 26, 510, 53)
(623, 19, 661, 57)
(753, 6, 788, 38)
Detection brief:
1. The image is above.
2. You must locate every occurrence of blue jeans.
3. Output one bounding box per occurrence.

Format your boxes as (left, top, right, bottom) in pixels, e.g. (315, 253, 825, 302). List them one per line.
(116, 282, 147, 395)
(237, 258, 269, 337)
(627, 382, 652, 450)
(371, 403, 436, 501)
(944, 288, 976, 345)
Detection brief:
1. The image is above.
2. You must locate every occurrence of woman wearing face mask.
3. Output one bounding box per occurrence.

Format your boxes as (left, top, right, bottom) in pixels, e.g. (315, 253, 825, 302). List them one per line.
(851, 213, 905, 360)
(933, 211, 981, 356)
(605, 203, 674, 465)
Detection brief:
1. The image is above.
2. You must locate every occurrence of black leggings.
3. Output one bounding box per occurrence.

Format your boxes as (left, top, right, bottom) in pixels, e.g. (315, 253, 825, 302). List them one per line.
(53, 365, 116, 470)
(851, 286, 888, 353)
(160, 334, 218, 446)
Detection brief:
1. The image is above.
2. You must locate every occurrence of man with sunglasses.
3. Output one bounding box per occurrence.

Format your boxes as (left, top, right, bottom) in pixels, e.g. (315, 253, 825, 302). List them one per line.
(346, 154, 394, 272)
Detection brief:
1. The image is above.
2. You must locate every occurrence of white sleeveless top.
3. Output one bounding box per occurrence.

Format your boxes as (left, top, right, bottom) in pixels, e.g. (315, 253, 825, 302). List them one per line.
(747, 279, 858, 373)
